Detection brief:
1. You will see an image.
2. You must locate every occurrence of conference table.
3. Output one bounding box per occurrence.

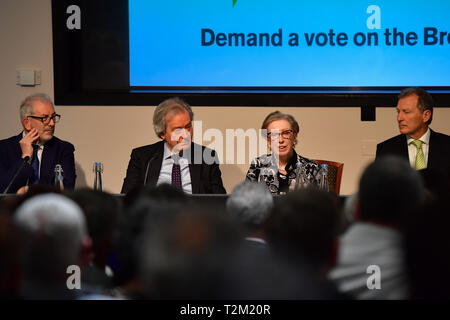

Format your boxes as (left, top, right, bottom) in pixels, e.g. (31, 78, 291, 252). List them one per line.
(117, 192, 348, 204)
(0, 192, 348, 212)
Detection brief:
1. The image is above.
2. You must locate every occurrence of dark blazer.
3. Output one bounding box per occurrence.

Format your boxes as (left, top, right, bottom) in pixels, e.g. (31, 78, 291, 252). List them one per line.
(376, 129, 450, 190)
(121, 140, 226, 194)
(0, 133, 76, 193)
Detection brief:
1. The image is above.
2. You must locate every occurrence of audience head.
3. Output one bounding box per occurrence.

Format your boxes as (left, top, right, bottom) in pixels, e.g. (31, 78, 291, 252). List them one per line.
(268, 188, 340, 274)
(68, 189, 122, 268)
(138, 203, 242, 299)
(13, 193, 90, 283)
(0, 214, 23, 298)
(358, 155, 425, 226)
(113, 185, 187, 294)
(226, 181, 273, 233)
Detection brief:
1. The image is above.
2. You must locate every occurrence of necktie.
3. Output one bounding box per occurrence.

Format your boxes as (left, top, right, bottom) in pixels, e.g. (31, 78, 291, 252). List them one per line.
(412, 140, 426, 170)
(171, 157, 182, 190)
(31, 144, 40, 184)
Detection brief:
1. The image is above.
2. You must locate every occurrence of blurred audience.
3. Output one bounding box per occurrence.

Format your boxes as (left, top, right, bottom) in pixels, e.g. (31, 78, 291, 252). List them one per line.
(68, 189, 122, 294)
(404, 199, 450, 299)
(137, 202, 340, 299)
(0, 161, 447, 300)
(112, 183, 187, 299)
(13, 193, 92, 299)
(267, 188, 344, 298)
(329, 155, 425, 299)
(0, 214, 23, 299)
(226, 181, 273, 248)
(137, 204, 239, 299)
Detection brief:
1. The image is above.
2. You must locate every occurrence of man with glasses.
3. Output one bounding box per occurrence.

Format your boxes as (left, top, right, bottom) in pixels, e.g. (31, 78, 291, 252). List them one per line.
(246, 111, 321, 195)
(0, 93, 76, 193)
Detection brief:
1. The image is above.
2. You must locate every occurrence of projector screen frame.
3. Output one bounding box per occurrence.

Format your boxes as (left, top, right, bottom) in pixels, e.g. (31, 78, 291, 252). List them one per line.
(52, 0, 450, 108)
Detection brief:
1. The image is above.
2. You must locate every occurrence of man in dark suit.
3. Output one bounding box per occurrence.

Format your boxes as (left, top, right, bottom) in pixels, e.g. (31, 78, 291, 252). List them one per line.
(0, 93, 76, 193)
(121, 97, 226, 194)
(376, 87, 450, 193)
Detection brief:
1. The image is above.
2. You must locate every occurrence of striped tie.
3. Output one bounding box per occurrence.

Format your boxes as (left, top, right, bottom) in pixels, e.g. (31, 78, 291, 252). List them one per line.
(31, 144, 40, 184)
(412, 140, 426, 170)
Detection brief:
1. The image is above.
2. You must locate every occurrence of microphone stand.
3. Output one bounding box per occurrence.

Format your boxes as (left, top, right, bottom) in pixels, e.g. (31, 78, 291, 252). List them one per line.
(2, 156, 30, 194)
(144, 154, 157, 186)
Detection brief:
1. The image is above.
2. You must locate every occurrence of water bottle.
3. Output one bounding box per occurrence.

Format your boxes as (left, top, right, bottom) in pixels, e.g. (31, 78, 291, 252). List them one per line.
(93, 162, 103, 191)
(295, 162, 305, 189)
(320, 164, 329, 192)
(54, 164, 64, 191)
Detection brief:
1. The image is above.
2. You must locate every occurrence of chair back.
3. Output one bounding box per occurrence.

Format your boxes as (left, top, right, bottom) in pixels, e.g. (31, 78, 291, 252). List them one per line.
(313, 159, 344, 195)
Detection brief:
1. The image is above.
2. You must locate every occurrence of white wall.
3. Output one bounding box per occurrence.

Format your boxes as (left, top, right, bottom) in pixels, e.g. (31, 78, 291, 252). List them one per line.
(1, 0, 449, 194)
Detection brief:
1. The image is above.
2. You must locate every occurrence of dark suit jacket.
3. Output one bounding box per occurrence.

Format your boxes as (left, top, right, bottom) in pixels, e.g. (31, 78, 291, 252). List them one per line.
(121, 141, 226, 194)
(0, 133, 76, 193)
(376, 129, 450, 191)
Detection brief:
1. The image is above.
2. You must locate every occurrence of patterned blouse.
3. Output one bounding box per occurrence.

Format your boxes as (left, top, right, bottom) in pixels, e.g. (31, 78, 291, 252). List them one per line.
(245, 151, 321, 195)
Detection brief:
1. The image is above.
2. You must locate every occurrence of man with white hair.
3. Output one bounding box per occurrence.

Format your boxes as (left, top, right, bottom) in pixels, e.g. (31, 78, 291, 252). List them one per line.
(0, 93, 76, 193)
(121, 97, 225, 194)
(13, 193, 91, 299)
(226, 181, 273, 246)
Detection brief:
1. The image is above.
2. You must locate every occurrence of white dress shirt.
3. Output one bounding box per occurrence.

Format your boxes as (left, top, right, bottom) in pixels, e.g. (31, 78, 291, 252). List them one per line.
(156, 143, 192, 194)
(406, 128, 430, 168)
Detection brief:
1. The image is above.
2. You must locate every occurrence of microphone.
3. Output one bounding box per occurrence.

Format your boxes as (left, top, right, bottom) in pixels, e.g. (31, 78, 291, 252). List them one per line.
(2, 156, 31, 194)
(54, 164, 64, 191)
(144, 154, 157, 186)
(294, 161, 305, 190)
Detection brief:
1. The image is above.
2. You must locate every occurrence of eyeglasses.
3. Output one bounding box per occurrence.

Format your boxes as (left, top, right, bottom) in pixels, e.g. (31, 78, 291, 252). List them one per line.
(27, 114, 61, 124)
(267, 129, 294, 140)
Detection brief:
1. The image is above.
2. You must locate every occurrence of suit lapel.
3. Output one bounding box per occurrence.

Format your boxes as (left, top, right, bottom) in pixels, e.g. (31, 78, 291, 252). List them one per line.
(188, 143, 202, 194)
(398, 134, 409, 160)
(40, 139, 55, 184)
(147, 142, 164, 187)
(427, 129, 437, 170)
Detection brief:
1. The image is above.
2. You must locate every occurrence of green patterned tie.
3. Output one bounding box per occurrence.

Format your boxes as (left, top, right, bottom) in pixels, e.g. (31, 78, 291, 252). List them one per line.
(412, 140, 426, 170)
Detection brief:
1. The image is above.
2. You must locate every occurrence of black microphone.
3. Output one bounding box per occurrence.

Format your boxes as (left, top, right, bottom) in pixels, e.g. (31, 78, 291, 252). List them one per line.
(2, 156, 31, 194)
(144, 154, 157, 186)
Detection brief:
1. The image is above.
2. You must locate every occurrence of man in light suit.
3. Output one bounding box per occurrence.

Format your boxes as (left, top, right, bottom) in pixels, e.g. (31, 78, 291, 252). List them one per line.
(376, 87, 450, 193)
(121, 97, 226, 194)
(0, 93, 76, 193)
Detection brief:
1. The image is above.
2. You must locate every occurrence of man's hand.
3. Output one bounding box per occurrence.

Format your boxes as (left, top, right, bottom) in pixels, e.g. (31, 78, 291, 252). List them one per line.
(16, 186, 28, 195)
(171, 129, 191, 155)
(19, 128, 39, 159)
